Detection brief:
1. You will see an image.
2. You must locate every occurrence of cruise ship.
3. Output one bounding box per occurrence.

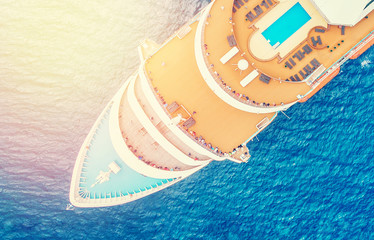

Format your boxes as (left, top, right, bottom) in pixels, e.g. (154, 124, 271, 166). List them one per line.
(69, 0, 374, 207)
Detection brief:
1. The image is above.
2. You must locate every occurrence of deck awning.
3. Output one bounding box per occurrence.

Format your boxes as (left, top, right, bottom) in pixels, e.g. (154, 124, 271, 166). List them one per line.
(310, 0, 374, 26)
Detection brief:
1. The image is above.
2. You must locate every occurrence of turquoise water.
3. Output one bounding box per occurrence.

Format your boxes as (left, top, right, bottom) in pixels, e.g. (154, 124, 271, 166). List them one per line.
(81, 106, 172, 199)
(0, 0, 373, 239)
(262, 2, 311, 47)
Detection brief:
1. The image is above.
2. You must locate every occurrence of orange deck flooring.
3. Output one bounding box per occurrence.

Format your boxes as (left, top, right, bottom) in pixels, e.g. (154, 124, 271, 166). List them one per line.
(145, 22, 274, 153)
(144, 0, 373, 153)
(204, 0, 374, 105)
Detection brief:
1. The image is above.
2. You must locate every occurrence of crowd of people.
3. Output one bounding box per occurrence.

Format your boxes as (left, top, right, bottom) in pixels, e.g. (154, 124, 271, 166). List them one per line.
(188, 129, 249, 161)
(150, 75, 247, 161)
(123, 135, 181, 172)
(187, 130, 226, 157)
(152, 86, 229, 158)
(218, 77, 277, 107)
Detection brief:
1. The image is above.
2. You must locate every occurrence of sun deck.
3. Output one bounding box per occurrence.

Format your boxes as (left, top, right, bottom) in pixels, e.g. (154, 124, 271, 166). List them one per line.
(143, 0, 373, 154)
(145, 21, 275, 153)
(203, 0, 374, 105)
(119, 86, 196, 171)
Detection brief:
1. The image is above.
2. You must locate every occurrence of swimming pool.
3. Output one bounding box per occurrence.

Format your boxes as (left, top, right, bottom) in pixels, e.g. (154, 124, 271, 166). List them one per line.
(262, 2, 311, 48)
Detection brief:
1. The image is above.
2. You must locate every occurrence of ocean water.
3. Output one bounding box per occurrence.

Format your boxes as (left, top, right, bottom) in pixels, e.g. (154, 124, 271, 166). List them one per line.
(0, 0, 373, 239)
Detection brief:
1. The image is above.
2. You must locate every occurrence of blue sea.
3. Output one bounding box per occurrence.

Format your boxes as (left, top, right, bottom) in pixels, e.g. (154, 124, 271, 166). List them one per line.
(0, 1, 373, 239)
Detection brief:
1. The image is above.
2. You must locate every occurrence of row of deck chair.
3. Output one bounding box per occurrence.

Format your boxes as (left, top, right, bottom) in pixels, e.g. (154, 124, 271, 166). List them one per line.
(233, 0, 248, 13)
(227, 35, 237, 47)
(238, 0, 273, 19)
(311, 36, 322, 47)
(284, 58, 321, 82)
(285, 44, 313, 69)
(245, 0, 274, 21)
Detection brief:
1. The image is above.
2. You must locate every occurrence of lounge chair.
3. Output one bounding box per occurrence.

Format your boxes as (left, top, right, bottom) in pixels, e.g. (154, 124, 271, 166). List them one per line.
(285, 61, 293, 69)
(234, 0, 241, 9)
(299, 70, 307, 79)
(183, 117, 196, 129)
(311, 36, 322, 47)
(302, 44, 313, 54)
(289, 58, 296, 66)
(246, 11, 256, 22)
(227, 35, 237, 47)
(259, 74, 271, 84)
(254, 6, 263, 16)
(166, 101, 179, 113)
(310, 58, 321, 69)
(293, 51, 304, 61)
(341, 26, 345, 35)
(236, 0, 244, 6)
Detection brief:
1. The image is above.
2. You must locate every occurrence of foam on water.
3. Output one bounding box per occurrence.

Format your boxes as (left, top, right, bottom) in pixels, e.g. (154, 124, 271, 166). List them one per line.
(0, 0, 373, 239)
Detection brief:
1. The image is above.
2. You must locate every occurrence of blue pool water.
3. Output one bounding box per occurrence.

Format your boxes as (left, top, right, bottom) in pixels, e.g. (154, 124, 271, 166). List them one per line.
(262, 2, 311, 48)
(0, 0, 373, 239)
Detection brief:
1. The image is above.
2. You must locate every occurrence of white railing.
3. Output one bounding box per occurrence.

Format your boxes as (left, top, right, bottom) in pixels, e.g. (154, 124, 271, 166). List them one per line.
(138, 63, 223, 161)
(69, 101, 114, 207)
(305, 65, 326, 86)
(195, 1, 298, 114)
(308, 31, 374, 90)
(127, 76, 206, 167)
(110, 78, 209, 179)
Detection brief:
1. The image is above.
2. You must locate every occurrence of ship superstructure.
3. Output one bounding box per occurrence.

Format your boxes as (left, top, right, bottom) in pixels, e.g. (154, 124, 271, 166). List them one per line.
(70, 0, 374, 207)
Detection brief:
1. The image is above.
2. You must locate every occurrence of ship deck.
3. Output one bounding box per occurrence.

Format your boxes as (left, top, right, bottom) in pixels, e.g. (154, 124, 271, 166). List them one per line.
(70, 104, 177, 207)
(205, 0, 374, 105)
(144, 0, 373, 154)
(145, 21, 275, 153)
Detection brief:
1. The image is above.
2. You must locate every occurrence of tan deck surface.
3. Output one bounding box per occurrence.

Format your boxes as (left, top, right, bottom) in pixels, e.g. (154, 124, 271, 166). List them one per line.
(145, 22, 274, 153)
(249, 0, 327, 59)
(144, 0, 373, 153)
(204, 0, 374, 104)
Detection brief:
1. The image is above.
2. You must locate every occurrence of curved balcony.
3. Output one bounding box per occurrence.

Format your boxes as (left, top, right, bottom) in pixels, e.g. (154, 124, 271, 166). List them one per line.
(133, 76, 211, 163)
(194, 0, 298, 113)
(69, 96, 184, 207)
(137, 61, 228, 161)
(127, 76, 208, 167)
(110, 76, 208, 179)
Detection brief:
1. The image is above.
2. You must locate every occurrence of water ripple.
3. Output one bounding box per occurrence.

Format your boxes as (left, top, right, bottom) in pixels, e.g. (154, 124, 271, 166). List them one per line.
(0, 0, 373, 239)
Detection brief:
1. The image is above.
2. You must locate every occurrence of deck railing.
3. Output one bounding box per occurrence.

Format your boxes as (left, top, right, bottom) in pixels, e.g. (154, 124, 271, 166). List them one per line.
(143, 64, 230, 159)
(199, 3, 299, 109)
(308, 30, 374, 90)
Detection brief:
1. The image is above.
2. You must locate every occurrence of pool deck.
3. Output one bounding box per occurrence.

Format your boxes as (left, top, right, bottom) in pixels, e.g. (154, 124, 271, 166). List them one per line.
(230, 0, 374, 102)
(144, 0, 374, 154)
(250, 0, 327, 60)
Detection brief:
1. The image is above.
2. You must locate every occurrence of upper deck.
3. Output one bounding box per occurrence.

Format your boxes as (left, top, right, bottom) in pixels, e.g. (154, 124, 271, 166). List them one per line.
(204, 0, 374, 106)
(144, 20, 275, 154)
(143, 0, 373, 155)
